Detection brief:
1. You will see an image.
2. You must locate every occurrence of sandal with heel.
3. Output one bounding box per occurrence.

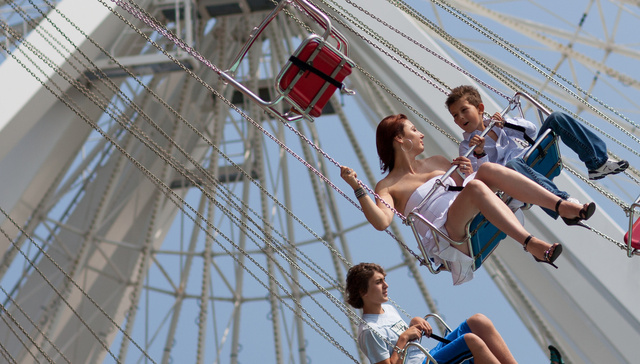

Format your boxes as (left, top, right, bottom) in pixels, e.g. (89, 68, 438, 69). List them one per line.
(555, 199, 596, 228)
(523, 235, 562, 269)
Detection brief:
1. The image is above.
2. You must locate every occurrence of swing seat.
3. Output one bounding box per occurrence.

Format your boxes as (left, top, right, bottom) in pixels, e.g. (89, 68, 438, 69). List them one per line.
(219, 0, 355, 122)
(407, 91, 561, 276)
(624, 195, 640, 255)
(468, 213, 506, 270)
(523, 128, 562, 180)
(276, 35, 355, 118)
(407, 209, 507, 275)
(624, 218, 640, 250)
(399, 314, 472, 364)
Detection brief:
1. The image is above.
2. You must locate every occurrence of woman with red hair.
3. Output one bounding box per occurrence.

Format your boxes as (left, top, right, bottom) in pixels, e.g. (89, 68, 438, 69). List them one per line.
(341, 114, 594, 284)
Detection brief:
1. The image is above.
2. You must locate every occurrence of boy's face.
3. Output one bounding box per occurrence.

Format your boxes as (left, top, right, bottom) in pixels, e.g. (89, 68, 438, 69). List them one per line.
(361, 271, 389, 306)
(449, 98, 485, 134)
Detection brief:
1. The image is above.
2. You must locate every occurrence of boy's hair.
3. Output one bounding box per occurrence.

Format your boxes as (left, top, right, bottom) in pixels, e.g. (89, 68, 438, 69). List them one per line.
(345, 263, 386, 309)
(445, 85, 483, 110)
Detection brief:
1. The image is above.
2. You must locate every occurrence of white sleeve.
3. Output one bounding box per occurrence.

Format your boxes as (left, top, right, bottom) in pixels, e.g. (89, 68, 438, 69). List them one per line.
(503, 117, 537, 141)
(359, 329, 391, 363)
(473, 153, 488, 171)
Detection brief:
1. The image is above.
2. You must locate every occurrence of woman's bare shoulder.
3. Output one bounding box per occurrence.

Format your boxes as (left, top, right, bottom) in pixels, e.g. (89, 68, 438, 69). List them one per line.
(374, 175, 395, 192)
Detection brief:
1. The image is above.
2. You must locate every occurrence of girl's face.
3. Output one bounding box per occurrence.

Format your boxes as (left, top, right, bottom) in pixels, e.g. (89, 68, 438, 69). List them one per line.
(449, 98, 485, 133)
(361, 271, 389, 305)
(398, 120, 424, 152)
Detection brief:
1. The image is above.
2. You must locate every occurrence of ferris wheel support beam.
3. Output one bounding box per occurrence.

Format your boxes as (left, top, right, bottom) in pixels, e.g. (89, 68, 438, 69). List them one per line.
(448, 0, 640, 89)
(279, 128, 309, 364)
(328, 0, 640, 362)
(0, 0, 121, 162)
(258, 126, 286, 364)
(230, 191, 249, 364)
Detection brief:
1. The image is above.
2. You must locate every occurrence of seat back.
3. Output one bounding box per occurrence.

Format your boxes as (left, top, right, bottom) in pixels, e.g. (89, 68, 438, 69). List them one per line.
(523, 128, 562, 180)
(468, 214, 507, 270)
(408, 210, 505, 274)
(624, 218, 640, 250)
(625, 196, 640, 255)
(219, 0, 355, 122)
(277, 36, 354, 117)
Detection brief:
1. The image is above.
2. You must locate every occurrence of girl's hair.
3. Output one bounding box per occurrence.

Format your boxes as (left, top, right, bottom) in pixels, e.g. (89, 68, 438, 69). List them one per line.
(345, 263, 386, 309)
(376, 114, 408, 173)
(445, 85, 483, 110)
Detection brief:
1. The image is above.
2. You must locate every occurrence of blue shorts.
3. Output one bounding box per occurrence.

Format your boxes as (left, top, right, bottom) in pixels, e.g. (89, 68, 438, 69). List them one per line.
(424, 320, 474, 364)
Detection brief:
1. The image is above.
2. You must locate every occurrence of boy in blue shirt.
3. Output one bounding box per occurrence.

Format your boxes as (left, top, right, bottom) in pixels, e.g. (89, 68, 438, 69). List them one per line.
(446, 85, 628, 221)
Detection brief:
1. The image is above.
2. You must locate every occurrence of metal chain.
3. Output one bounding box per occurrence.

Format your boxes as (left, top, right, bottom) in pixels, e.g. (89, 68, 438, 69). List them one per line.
(329, 0, 514, 101)
(351, 0, 640, 205)
(3, 3, 370, 355)
(7, 2, 640, 362)
(0, 211, 127, 363)
(34, 0, 360, 303)
(0, 27, 160, 364)
(14, 0, 436, 357)
(325, 0, 450, 93)
(110, 0, 431, 355)
(0, 309, 27, 364)
(383, 0, 516, 100)
(285, 0, 638, 257)
(0, 284, 68, 363)
(561, 164, 630, 210)
(110, 0, 430, 268)
(381, 0, 640, 175)
(3, 34, 359, 360)
(422, 0, 640, 145)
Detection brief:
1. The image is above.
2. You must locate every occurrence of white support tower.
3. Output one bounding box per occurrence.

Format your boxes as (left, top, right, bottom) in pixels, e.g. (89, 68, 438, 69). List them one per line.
(0, 0, 638, 363)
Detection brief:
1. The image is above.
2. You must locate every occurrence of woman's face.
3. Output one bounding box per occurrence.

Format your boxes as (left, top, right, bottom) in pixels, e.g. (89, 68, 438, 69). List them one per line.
(399, 120, 424, 152)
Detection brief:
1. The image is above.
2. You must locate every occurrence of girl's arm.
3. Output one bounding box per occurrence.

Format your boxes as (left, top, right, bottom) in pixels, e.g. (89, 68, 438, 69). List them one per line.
(340, 166, 395, 230)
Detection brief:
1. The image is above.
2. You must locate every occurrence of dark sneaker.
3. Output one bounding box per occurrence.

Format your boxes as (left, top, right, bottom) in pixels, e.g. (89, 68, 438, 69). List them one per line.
(588, 159, 629, 180)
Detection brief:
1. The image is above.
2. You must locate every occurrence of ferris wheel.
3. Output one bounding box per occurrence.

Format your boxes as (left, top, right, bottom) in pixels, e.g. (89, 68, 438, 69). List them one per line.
(0, 0, 638, 363)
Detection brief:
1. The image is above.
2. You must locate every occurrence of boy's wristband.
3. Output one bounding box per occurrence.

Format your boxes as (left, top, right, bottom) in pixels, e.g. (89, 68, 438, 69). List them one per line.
(473, 151, 487, 158)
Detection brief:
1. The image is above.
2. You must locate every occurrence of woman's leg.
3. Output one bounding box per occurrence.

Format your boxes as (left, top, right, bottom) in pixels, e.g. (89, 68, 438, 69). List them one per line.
(467, 314, 517, 364)
(445, 177, 557, 261)
(474, 163, 588, 220)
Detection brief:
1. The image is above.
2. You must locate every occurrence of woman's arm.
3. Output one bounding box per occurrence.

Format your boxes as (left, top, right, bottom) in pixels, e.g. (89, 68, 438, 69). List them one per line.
(428, 155, 471, 186)
(340, 166, 395, 230)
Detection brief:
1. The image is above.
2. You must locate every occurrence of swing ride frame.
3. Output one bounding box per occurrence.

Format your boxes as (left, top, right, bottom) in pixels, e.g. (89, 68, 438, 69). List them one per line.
(219, 0, 356, 122)
(406, 91, 563, 275)
(1, 0, 639, 363)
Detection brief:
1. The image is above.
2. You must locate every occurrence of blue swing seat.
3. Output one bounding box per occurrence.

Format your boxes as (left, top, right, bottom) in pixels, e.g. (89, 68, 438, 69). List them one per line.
(523, 128, 562, 179)
(408, 203, 510, 275)
(409, 94, 563, 276)
(466, 130, 562, 271)
(468, 213, 507, 270)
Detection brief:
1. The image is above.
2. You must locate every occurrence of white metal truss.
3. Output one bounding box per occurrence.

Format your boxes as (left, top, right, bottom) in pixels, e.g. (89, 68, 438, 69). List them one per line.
(0, 0, 638, 363)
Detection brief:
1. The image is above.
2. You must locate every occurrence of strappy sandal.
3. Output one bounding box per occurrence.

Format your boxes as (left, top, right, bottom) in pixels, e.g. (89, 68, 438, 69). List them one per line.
(555, 199, 596, 228)
(523, 235, 562, 269)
